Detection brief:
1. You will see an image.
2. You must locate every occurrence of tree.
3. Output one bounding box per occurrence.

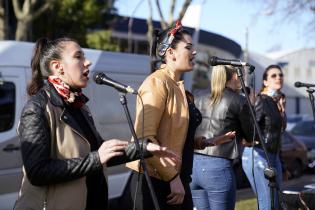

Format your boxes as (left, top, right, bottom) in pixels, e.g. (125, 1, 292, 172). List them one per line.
(12, 0, 56, 41)
(146, 0, 192, 43)
(32, 0, 117, 48)
(0, 0, 5, 40)
(247, 0, 315, 33)
(86, 30, 119, 51)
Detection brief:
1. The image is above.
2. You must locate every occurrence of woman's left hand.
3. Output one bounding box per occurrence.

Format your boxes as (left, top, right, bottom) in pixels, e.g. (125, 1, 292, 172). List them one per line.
(206, 131, 236, 147)
(146, 143, 181, 167)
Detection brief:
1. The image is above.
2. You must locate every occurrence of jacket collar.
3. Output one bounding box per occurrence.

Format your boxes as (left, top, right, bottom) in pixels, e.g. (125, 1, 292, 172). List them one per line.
(43, 83, 65, 108)
(160, 64, 184, 85)
(43, 83, 102, 146)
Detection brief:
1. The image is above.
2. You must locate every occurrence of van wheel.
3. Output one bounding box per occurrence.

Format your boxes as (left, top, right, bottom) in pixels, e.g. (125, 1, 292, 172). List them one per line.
(291, 159, 303, 178)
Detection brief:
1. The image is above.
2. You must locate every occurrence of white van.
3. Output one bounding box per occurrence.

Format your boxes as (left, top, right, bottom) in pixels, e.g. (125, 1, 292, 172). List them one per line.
(0, 41, 156, 209)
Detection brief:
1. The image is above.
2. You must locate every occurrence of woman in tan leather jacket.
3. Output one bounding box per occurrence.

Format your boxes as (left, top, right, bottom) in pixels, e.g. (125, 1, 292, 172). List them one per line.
(125, 22, 235, 210)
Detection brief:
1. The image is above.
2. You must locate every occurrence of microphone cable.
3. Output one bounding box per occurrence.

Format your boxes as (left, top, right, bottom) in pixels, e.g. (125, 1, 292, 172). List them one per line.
(132, 93, 145, 210)
(250, 70, 260, 210)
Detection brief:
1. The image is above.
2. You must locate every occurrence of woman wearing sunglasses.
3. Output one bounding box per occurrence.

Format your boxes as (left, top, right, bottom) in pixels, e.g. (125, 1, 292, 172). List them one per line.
(242, 65, 287, 210)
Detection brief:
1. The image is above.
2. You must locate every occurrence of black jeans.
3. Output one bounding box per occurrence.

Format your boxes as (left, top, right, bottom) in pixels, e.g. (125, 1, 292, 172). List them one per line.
(122, 171, 193, 210)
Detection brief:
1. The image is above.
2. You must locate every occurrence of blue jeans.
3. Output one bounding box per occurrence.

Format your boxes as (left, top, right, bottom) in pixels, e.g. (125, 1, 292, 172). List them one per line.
(190, 154, 236, 210)
(242, 147, 283, 210)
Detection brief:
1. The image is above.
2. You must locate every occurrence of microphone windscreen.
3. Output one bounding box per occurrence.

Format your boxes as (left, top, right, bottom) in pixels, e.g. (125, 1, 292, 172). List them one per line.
(93, 73, 104, 84)
(209, 56, 218, 66)
(294, 82, 301, 87)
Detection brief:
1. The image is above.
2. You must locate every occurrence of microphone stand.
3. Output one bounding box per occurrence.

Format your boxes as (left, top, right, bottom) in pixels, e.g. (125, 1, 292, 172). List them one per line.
(306, 88, 315, 121)
(236, 67, 281, 210)
(118, 93, 160, 210)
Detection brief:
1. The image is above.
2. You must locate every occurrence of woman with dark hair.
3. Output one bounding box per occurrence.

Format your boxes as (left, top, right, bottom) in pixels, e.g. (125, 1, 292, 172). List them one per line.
(125, 22, 234, 210)
(14, 37, 179, 210)
(190, 65, 254, 210)
(242, 64, 286, 210)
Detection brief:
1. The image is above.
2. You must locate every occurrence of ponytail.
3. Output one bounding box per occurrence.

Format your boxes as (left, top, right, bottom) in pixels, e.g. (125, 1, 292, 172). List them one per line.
(27, 38, 48, 96)
(210, 65, 237, 105)
(150, 29, 160, 58)
(150, 29, 161, 73)
(27, 37, 76, 96)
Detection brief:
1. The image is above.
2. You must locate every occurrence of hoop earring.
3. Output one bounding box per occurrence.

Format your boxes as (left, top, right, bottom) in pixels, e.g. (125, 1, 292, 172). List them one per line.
(58, 70, 64, 76)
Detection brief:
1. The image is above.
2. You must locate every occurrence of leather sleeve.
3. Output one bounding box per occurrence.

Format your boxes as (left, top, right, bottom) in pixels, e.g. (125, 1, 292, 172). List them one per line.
(133, 76, 178, 181)
(18, 98, 103, 186)
(107, 139, 153, 167)
(254, 95, 265, 141)
(194, 136, 207, 150)
(238, 99, 255, 142)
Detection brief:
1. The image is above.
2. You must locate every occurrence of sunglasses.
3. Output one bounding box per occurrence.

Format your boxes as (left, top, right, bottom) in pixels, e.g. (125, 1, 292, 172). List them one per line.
(270, 73, 283, 78)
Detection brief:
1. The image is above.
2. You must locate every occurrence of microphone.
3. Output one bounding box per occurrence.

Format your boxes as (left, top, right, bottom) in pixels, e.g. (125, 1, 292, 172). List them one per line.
(93, 73, 138, 94)
(294, 81, 315, 88)
(209, 56, 250, 67)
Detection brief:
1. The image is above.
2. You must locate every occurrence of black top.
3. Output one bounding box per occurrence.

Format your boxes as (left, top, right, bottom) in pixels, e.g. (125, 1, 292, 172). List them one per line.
(65, 104, 108, 210)
(180, 97, 202, 183)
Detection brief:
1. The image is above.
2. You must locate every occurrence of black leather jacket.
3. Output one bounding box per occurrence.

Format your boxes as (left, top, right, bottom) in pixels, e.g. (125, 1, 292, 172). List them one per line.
(194, 88, 254, 159)
(255, 94, 286, 154)
(18, 83, 151, 186)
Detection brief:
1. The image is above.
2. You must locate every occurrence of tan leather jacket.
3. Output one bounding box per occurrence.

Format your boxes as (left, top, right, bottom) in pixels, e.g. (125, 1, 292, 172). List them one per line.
(126, 65, 189, 181)
(14, 85, 104, 210)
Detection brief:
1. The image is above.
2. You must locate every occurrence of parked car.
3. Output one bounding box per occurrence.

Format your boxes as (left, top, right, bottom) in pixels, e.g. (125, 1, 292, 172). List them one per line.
(234, 131, 308, 188)
(281, 131, 308, 177)
(286, 114, 312, 131)
(290, 120, 315, 169)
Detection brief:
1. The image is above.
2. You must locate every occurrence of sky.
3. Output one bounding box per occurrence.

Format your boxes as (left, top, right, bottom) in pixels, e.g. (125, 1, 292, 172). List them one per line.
(114, 0, 315, 55)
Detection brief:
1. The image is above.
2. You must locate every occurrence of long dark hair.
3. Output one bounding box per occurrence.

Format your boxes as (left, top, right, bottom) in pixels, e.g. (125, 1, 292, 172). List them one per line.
(27, 37, 77, 96)
(150, 24, 191, 72)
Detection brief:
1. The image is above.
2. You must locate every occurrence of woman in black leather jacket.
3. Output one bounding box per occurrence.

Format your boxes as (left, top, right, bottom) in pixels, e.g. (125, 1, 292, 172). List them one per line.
(190, 65, 253, 210)
(242, 64, 286, 210)
(14, 37, 179, 210)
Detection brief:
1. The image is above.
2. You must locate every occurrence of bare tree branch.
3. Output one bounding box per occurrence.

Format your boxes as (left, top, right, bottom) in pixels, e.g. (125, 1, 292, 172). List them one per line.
(168, 0, 176, 27)
(147, 0, 154, 44)
(0, 0, 5, 40)
(32, 0, 54, 21)
(177, 0, 192, 21)
(155, 0, 167, 29)
(0, 0, 3, 17)
(12, 0, 23, 19)
(13, 0, 56, 40)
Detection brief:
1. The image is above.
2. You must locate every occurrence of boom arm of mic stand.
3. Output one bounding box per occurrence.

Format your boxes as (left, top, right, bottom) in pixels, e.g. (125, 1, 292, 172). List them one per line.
(236, 67, 277, 210)
(119, 93, 160, 210)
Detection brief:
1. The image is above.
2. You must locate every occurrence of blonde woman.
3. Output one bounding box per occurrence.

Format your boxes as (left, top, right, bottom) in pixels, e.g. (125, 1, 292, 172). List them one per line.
(190, 65, 254, 210)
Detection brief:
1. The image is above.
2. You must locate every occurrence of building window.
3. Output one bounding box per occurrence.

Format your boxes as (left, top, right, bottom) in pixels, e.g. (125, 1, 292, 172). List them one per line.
(309, 60, 315, 68)
(294, 67, 300, 78)
(282, 65, 289, 77)
(0, 82, 15, 132)
(307, 68, 312, 78)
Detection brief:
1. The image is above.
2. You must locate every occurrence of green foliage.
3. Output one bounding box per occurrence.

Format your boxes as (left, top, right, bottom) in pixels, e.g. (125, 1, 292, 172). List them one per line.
(86, 30, 119, 51)
(236, 198, 257, 210)
(32, 0, 116, 47)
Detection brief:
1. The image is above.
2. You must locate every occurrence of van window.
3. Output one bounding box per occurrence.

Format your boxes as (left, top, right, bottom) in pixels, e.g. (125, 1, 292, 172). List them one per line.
(0, 82, 15, 132)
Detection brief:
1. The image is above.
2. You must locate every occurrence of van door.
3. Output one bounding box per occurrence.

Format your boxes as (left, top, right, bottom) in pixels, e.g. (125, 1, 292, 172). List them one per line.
(0, 67, 26, 206)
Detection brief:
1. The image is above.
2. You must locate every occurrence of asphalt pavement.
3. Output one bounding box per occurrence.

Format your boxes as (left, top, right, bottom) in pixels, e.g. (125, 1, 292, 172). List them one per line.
(236, 173, 315, 201)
